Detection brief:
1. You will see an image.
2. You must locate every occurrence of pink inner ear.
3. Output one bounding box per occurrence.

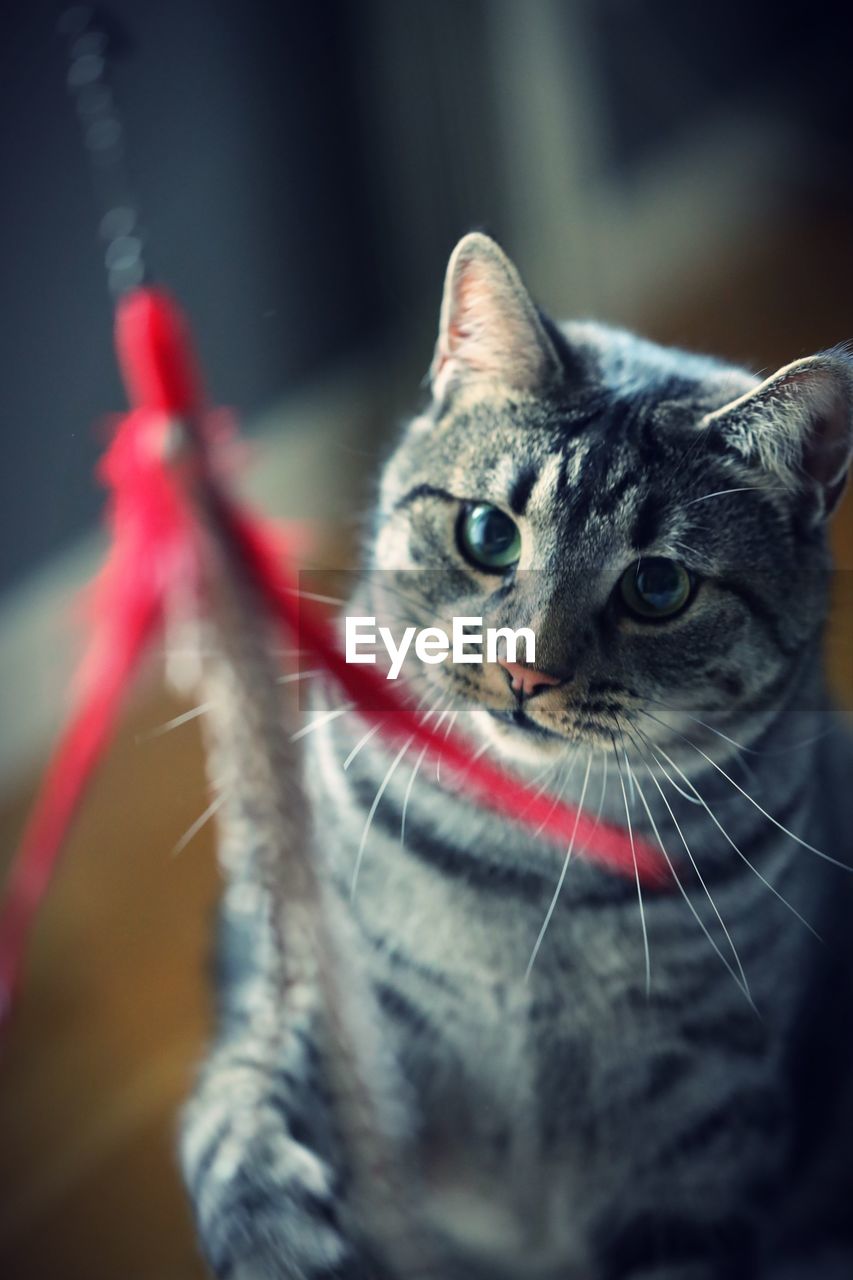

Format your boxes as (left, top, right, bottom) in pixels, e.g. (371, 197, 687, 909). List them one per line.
(807, 420, 850, 516)
(449, 319, 475, 344)
(754, 364, 853, 516)
(433, 237, 560, 395)
(806, 410, 850, 487)
(433, 267, 482, 382)
(448, 267, 493, 366)
(797, 371, 853, 516)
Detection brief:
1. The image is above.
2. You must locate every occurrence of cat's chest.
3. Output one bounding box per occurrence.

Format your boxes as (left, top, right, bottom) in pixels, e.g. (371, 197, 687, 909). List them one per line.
(410, 983, 595, 1278)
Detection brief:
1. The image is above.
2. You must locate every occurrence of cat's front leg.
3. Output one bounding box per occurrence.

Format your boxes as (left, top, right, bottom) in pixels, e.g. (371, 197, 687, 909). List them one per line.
(180, 1033, 379, 1280)
(601, 1239, 757, 1279)
(596, 1208, 759, 1280)
(612, 1269, 745, 1280)
(604, 1248, 755, 1280)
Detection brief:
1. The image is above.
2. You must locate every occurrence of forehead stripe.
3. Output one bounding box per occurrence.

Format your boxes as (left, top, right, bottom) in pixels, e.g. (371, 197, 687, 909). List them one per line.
(554, 445, 582, 500)
(393, 483, 456, 511)
(508, 463, 539, 515)
(631, 491, 663, 549)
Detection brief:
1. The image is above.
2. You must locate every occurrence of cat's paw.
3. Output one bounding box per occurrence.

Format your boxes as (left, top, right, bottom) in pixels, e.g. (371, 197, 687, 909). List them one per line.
(227, 1248, 371, 1280)
(186, 1107, 358, 1279)
(205, 1181, 356, 1279)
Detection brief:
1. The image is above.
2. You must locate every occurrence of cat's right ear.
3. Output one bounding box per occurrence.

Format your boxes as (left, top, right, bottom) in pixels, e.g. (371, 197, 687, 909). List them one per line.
(701, 351, 853, 523)
(430, 233, 563, 400)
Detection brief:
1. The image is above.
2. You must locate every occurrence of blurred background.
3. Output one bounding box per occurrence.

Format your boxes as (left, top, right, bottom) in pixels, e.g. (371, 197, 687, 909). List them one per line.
(1, 1, 852, 1276)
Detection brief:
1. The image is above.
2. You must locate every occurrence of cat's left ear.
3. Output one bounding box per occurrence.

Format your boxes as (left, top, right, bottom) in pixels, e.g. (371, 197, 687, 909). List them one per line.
(701, 351, 853, 521)
(430, 232, 563, 399)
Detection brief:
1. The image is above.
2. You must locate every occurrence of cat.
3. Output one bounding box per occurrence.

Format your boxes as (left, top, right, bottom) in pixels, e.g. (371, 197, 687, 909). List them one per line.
(180, 232, 853, 1279)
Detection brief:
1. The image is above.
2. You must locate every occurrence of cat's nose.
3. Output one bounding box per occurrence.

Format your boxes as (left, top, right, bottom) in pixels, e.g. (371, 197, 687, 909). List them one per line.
(497, 658, 564, 699)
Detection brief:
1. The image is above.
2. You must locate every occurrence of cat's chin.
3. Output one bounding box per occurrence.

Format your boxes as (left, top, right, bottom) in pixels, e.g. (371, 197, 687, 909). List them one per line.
(468, 705, 572, 766)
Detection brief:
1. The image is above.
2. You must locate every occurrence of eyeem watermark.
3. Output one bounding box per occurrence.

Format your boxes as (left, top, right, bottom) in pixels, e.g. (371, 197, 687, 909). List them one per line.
(345, 616, 535, 680)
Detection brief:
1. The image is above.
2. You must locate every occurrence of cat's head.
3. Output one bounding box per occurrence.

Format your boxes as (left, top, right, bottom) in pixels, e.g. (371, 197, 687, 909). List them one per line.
(368, 233, 853, 766)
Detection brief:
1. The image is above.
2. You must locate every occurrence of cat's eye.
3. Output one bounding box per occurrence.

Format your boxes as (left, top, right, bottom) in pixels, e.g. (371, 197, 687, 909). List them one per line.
(619, 557, 693, 619)
(457, 503, 521, 571)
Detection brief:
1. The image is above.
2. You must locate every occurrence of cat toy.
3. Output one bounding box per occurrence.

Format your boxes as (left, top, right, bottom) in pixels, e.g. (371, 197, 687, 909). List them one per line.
(0, 17, 673, 1271)
(0, 284, 668, 1018)
(0, 9, 669, 1029)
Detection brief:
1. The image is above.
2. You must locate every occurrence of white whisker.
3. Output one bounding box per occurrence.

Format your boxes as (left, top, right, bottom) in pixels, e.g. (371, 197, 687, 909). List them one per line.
(625, 745, 637, 808)
(642, 697, 757, 784)
(412, 682, 437, 720)
(646, 695, 836, 759)
(670, 539, 702, 560)
(525, 754, 592, 978)
(432, 700, 454, 731)
(445, 735, 493, 793)
(637, 728, 821, 941)
(468, 738, 492, 765)
(627, 735, 750, 997)
(595, 749, 609, 823)
(636, 710, 851, 872)
(343, 723, 381, 770)
(527, 756, 564, 797)
(276, 668, 324, 685)
(625, 744, 755, 1008)
(744, 725, 837, 757)
(173, 792, 225, 855)
(435, 709, 459, 783)
(532, 746, 580, 836)
(420, 689, 451, 727)
(401, 745, 429, 848)
(424, 702, 453, 785)
(283, 587, 346, 606)
(646, 764, 704, 806)
(645, 696, 750, 751)
(683, 487, 762, 507)
(351, 737, 414, 896)
(138, 702, 212, 741)
(613, 736, 651, 995)
(290, 702, 355, 742)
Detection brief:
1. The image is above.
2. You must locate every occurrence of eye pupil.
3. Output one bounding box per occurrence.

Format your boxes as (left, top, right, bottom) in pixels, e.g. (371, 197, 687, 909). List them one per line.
(620, 557, 693, 619)
(473, 508, 514, 556)
(635, 561, 680, 608)
(459, 503, 521, 570)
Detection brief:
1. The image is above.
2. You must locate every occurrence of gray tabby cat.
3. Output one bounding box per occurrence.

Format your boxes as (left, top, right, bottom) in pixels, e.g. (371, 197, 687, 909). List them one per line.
(181, 233, 853, 1280)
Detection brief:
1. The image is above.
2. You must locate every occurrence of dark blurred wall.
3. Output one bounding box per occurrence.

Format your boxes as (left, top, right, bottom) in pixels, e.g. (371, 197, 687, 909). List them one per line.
(587, 0, 853, 170)
(1, 0, 852, 595)
(0, 0, 388, 592)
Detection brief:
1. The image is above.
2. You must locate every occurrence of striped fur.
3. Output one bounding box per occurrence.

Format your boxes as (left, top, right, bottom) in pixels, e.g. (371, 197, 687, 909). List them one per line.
(181, 234, 853, 1279)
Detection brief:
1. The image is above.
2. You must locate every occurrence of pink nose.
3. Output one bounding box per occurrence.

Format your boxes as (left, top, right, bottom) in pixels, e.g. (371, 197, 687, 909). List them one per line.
(497, 658, 563, 698)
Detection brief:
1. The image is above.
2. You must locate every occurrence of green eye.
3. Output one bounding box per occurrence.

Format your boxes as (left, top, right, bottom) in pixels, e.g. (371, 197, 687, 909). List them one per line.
(619, 557, 693, 619)
(458, 503, 521, 571)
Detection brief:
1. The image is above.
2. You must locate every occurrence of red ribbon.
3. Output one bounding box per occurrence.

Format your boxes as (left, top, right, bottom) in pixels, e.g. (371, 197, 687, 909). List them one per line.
(0, 288, 667, 1025)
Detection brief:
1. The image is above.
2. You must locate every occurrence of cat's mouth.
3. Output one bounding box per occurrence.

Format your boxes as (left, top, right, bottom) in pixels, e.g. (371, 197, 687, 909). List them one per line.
(486, 707, 566, 741)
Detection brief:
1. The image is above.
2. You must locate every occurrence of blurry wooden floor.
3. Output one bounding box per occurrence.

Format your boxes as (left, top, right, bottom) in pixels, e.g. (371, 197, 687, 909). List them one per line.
(1, 203, 852, 1280)
(0, 690, 216, 1280)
